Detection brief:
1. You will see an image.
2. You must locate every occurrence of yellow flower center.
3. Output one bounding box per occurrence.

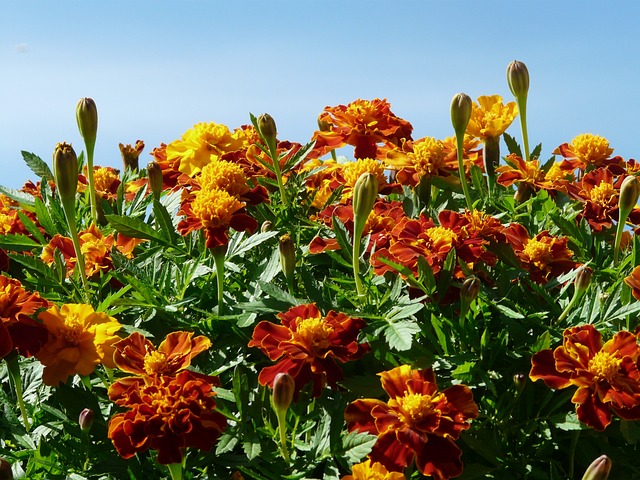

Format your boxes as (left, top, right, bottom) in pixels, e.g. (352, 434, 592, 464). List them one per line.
(199, 160, 249, 197)
(144, 350, 168, 375)
(588, 350, 622, 383)
(589, 181, 617, 206)
(346, 100, 375, 122)
(61, 312, 85, 345)
(396, 392, 443, 425)
(427, 226, 458, 250)
(293, 316, 334, 351)
(191, 188, 243, 228)
(571, 133, 613, 164)
(522, 238, 553, 265)
(411, 138, 446, 176)
(545, 162, 571, 182)
(0, 284, 13, 313)
(0, 213, 13, 234)
(93, 167, 119, 193)
(342, 158, 386, 188)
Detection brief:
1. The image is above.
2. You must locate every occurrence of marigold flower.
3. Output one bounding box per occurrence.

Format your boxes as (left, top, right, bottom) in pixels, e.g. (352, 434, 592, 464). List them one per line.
(0, 275, 49, 359)
(78, 166, 121, 201)
(108, 370, 227, 464)
(530, 324, 640, 431)
(341, 459, 406, 480)
(35, 303, 122, 386)
(345, 365, 478, 478)
(496, 154, 573, 194)
(466, 95, 517, 140)
(119, 140, 145, 170)
(113, 331, 211, 377)
(554, 134, 615, 171)
(248, 303, 369, 397)
(385, 137, 450, 187)
(567, 167, 620, 232)
(312, 99, 413, 160)
(624, 266, 640, 301)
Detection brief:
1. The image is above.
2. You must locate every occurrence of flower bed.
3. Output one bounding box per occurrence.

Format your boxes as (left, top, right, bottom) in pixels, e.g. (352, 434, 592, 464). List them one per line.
(0, 61, 638, 479)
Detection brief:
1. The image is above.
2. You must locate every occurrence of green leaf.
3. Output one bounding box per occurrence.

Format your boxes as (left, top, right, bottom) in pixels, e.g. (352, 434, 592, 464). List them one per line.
(0, 234, 40, 251)
(503, 133, 522, 157)
(152, 199, 177, 243)
(242, 438, 262, 461)
(495, 304, 524, 319)
(105, 214, 174, 249)
(378, 318, 420, 352)
(17, 212, 45, 244)
(0, 186, 35, 209)
(21, 151, 54, 181)
(34, 197, 57, 236)
(227, 230, 279, 260)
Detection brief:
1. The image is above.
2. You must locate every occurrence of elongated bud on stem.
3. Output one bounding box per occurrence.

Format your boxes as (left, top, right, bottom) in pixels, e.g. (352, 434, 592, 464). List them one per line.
(450, 93, 473, 137)
(258, 113, 277, 146)
(272, 372, 295, 415)
(119, 140, 144, 171)
(507, 61, 530, 100)
(575, 266, 592, 296)
(317, 115, 331, 132)
(581, 455, 612, 480)
(0, 458, 12, 480)
(619, 175, 640, 219)
(146, 161, 163, 200)
(53, 142, 79, 202)
(353, 173, 379, 222)
(461, 276, 481, 304)
(513, 373, 526, 394)
(279, 234, 296, 294)
(79, 408, 94, 433)
(76, 98, 98, 152)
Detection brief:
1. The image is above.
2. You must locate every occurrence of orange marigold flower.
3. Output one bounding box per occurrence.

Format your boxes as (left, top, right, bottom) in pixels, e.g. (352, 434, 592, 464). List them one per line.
(386, 137, 450, 187)
(108, 370, 227, 464)
(496, 154, 573, 194)
(503, 223, 578, 284)
(530, 324, 640, 431)
(0, 275, 49, 358)
(341, 459, 406, 480)
(567, 167, 620, 232)
(554, 133, 615, 170)
(312, 99, 413, 160)
(113, 331, 211, 376)
(441, 135, 484, 175)
(345, 365, 478, 479)
(248, 303, 369, 397)
(466, 95, 518, 140)
(35, 303, 121, 386)
(79, 165, 121, 201)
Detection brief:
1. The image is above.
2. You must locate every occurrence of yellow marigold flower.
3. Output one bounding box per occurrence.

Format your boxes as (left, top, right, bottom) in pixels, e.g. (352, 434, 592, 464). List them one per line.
(167, 122, 246, 177)
(466, 95, 518, 140)
(199, 160, 250, 198)
(191, 188, 245, 229)
(341, 459, 406, 480)
(570, 133, 613, 165)
(343, 158, 386, 189)
(35, 303, 122, 386)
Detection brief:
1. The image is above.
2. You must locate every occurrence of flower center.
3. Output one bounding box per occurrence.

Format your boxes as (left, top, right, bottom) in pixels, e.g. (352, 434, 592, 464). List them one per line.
(411, 138, 446, 177)
(61, 312, 85, 345)
(396, 392, 442, 425)
(545, 162, 571, 182)
(0, 284, 14, 314)
(0, 213, 14, 234)
(426, 226, 458, 250)
(588, 350, 622, 383)
(571, 133, 613, 164)
(199, 160, 249, 197)
(191, 188, 243, 228)
(342, 158, 385, 188)
(93, 167, 120, 193)
(346, 100, 375, 123)
(589, 181, 617, 206)
(144, 350, 168, 375)
(522, 238, 553, 265)
(293, 317, 334, 351)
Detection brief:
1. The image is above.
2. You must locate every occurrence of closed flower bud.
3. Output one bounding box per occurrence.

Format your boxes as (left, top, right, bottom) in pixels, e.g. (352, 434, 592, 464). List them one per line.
(450, 93, 472, 137)
(513, 372, 526, 393)
(619, 175, 640, 217)
(261, 221, 273, 233)
(146, 161, 163, 199)
(0, 458, 12, 480)
(575, 266, 592, 295)
(53, 142, 79, 203)
(258, 113, 277, 145)
(353, 172, 379, 222)
(279, 234, 296, 283)
(507, 61, 530, 100)
(272, 372, 295, 415)
(119, 140, 144, 171)
(581, 455, 611, 480)
(317, 115, 331, 132)
(461, 276, 481, 303)
(76, 97, 98, 150)
(79, 408, 94, 433)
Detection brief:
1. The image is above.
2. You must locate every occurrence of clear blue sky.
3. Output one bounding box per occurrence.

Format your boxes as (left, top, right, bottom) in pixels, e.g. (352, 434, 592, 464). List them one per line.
(2, 1, 640, 189)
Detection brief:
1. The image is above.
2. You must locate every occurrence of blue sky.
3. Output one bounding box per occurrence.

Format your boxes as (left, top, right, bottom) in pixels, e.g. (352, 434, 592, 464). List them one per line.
(2, 1, 640, 189)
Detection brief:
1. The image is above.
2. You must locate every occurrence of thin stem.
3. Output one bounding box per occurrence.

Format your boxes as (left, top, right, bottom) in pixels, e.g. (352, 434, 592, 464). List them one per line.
(517, 96, 530, 161)
(456, 135, 473, 210)
(276, 410, 290, 463)
(212, 246, 226, 316)
(85, 144, 99, 223)
(266, 139, 288, 206)
(483, 136, 500, 198)
(167, 462, 183, 480)
(614, 217, 627, 266)
(6, 356, 30, 431)
(352, 234, 365, 299)
(60, 196, 89, 299)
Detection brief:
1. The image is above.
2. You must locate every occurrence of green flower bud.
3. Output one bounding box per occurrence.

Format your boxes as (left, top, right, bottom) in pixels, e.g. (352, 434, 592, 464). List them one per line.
(76, 98, 98, 152)
(79, 408, 94, 433)
(119, 140, 144, 171)
(258, 113, 277, 145)
(146, 161, 163, 200)
(513, 373, 526, 393)
(353, 172, 379, 223)
(581, 455, 611, 480)
(575, 266, 592, 296)
(450, 93, 472, 137)
(461, 276, 481, 304)
(261, 221, 273, 233)
(279, 234, 296, 286)
(53, 142, 79, 203)
(619, 175, 640, 218)
(507, 61, 530, 100)
(317, 115, 331, 132)
(272, 372, 295, 415)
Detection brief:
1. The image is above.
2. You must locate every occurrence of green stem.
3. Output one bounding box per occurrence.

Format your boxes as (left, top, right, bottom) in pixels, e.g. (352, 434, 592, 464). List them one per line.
(167, 462, 183, 480)
(517, 96, 530, 161)
(352, 215, 367, 300)
(614, 214, 628, 266)
(266, 138, 288, 206)
(276, 410, 290, 463)
(212, 246, 226, 316)
(330, 149, 338, 161)
(455, 134, 473, 210)
(568, 430, 580, 479)
(483, 136, 500, 198)
(6, 355, 30, 431)
(85, 144, 99, 223)
(60, 197, 89, 298)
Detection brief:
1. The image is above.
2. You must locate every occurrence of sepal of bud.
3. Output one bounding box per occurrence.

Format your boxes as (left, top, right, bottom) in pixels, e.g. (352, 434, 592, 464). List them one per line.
(575, 266, 592, 296)
(146, 161, 163, 200)
(317, 115, 331, 132)
(76, 98, 98, 152)
(279, 234, 296, 287)
(53, 142, 79, 203)
(79, 408, 94, 433)
(513, 373, 526, 394)
(619, 175, 640, 219)
(272, 372, 295, 415)
(353, 173, 379, 223)
(581, 455, 611, 480)
(258, 113, 277, 147)
(507, 61, 530, 100)
(450, 93, 472, 137)
(120, 140, 144, 171)
(461, 276, 481, 304)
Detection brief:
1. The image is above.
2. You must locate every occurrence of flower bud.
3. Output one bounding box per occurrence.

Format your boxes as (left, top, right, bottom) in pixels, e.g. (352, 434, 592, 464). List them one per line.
(261, 221, 273, 233)
(0, 458, 12, 480)
(353, 172, 379, 222)
(79, 408, 94, 433)
(507, 61, 530, 100)
(581, 455, 611, 480)
(146, 161, 163, 200)
(513, 372, 526, 393)
(460, 276, 481, 304)
(119, 140, 144, 171)
(575, 266, 592, 296)
(53, 142, 79, 203)
(619, 175, 640, 218)
(272, 372, 295, 415)
(279, 234, 296, 284)
(76, 98, 98, 151)
(317, 115, 331, 132)
(450, 93, 472, 137)
(257, 113, 277, 145)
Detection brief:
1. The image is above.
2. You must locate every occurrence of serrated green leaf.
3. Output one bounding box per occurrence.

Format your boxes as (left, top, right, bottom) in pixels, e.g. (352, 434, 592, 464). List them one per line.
(341, 431, 377, 463)
(242, 439, 262, 460)
(17, 212, 45, 244)
(105, 214, 174, 249)
(495, 304, 524, 319)
(21, 151, 54, 181)
(0, 234, 40, 251)
(382, 319, 420, 351)
(503, 133, 522, 157)
(34, 197, 57, 236)
(0, 186, 35, 209)
(227, 230, 279, 260)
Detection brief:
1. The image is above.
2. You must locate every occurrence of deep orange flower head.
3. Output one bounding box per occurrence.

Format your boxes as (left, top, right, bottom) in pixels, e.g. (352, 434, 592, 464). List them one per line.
(0, 275, 49, 358)
(108, 370, 227, 464)
(567, 167, 621, 232)
(441, 135, 484, 175)
(530, 325, 640, 431)
(248, 303, 369, 397)
(345, 365, 478, 479)
(385, 137, 450, 187)
(34, 303, 122, 386)
(466, 95, 518, 140)
(554, 133, 615, 171)
(496, 154, 574, 194)
(79, 165, 121, 201)
(113, 331, 211, 377)
(341, 459, 406, 480)
(312, 99, 413, 160)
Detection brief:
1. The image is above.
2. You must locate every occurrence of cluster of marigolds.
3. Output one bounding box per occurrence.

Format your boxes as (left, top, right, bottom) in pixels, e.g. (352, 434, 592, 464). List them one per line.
(0, 60, 637, 479)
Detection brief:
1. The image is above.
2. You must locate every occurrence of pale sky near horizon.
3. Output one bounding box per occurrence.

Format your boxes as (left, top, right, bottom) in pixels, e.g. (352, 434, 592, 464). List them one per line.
(2, 1, 640, 189)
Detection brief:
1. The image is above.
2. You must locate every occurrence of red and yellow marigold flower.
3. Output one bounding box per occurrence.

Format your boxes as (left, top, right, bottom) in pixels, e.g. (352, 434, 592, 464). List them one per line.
(0, 275, 49, 359)
(567, 167, 621, 232)
(34, 303, 122, 386)
(530, 324, 640, 431)
(345, 365, 478, 479)
(108, 370, 227, 464)
(496, 154, 574, 194)
(113, 331, 211, 377)
(248, 303, 369, 397)
(79, 165, 121, 201)
(312, 99, 413, 160)
(385, 137, 451, 187)
(465, 95, 517, 141)
(341, 459, 406, 480)
(554, 133, 615, 170)
(441, 135, 484, 175)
